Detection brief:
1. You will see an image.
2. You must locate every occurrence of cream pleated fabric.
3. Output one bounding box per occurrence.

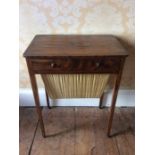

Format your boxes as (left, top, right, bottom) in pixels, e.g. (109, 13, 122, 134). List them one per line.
(41, 74, 110, 99)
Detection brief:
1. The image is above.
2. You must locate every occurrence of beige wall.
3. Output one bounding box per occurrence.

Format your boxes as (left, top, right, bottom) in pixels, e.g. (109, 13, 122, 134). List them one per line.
(19, 0, 135, 89)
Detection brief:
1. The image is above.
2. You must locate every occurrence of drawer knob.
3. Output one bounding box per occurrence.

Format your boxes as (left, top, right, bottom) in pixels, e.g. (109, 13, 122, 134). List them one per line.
(96, 62, 100, 67)
(51, 63, 55, 68)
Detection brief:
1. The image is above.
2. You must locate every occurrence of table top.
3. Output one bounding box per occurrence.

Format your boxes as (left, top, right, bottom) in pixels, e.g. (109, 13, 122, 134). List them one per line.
(23, 35, 128, 58)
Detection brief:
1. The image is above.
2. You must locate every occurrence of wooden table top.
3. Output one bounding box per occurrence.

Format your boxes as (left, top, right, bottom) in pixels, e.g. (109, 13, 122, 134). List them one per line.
(23, 35, 128, 58)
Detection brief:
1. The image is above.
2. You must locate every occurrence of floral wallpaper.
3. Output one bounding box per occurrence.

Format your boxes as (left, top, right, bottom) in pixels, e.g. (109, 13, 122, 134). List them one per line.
(19, 0, 135, 89)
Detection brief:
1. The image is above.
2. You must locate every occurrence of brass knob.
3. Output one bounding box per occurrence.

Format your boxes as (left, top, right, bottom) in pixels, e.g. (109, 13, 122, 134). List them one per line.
(51, 63, 55, 68)
(96, 62, 100, 67)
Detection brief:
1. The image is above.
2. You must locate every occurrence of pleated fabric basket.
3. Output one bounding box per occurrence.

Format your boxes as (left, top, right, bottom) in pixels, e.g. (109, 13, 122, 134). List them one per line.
(41, 74, 110, 99)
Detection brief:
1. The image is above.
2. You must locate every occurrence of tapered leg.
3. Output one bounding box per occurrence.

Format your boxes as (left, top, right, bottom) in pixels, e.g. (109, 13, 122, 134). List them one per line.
(107, 60, 125, 137)
(45, 90, 51, 109)
(99, 93, 104, 109)
(30, 74, 46, 137)
(26, 60, 46, 138)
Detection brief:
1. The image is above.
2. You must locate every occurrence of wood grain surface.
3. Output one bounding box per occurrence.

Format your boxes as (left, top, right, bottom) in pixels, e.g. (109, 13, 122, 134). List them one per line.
(23, 35, 128, 58)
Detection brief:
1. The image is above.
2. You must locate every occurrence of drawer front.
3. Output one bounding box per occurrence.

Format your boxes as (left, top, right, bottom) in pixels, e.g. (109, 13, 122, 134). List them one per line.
(30, 57, 123, 74)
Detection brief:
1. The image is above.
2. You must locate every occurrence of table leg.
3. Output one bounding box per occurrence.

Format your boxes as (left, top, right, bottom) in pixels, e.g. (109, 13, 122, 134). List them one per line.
(26, 60, 46, 138)
(99, 93, 104, 109)
(45, 90, 51, 109)
(107, 61, 124, 137)
(30, 74, 46, 137)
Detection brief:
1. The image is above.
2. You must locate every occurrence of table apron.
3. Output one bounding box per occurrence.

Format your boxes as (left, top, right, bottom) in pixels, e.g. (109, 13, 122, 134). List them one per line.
(27, 56, 125, 74)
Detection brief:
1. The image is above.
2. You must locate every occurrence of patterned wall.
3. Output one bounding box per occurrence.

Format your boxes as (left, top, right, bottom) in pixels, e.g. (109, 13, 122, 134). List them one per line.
(19, 0, 135, 89)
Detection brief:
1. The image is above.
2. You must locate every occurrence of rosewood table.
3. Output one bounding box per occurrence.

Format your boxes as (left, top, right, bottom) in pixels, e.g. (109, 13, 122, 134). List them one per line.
(23, 35, 128, 138)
